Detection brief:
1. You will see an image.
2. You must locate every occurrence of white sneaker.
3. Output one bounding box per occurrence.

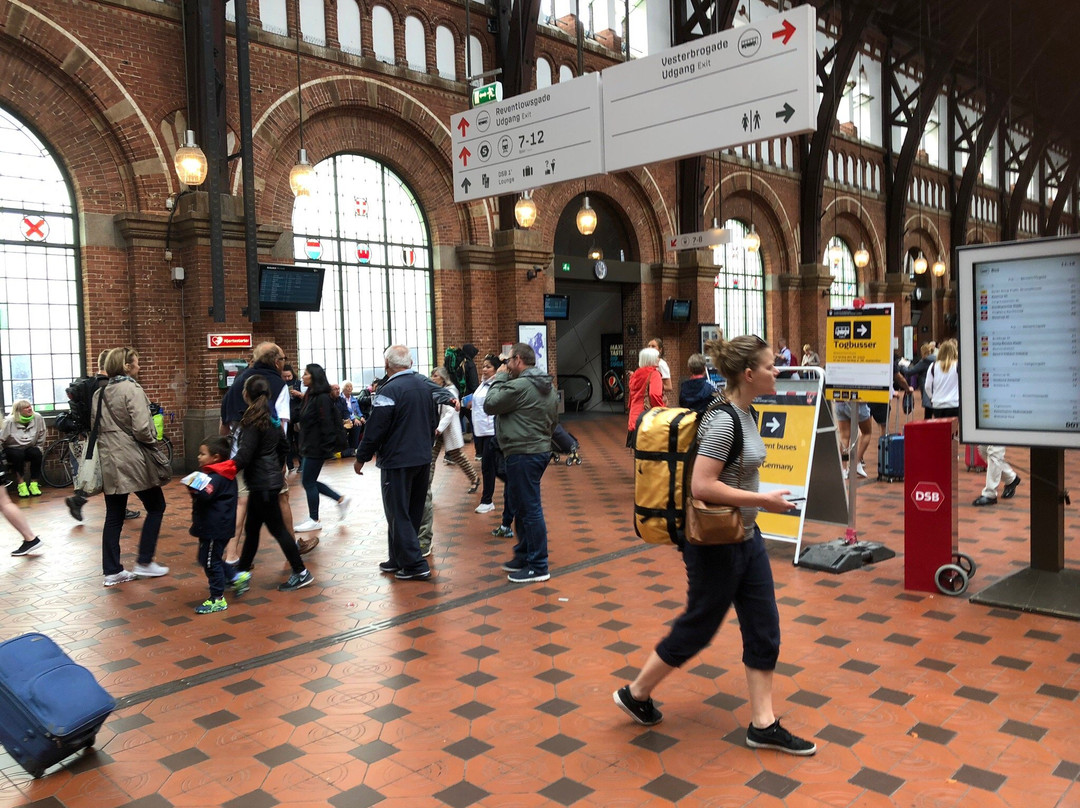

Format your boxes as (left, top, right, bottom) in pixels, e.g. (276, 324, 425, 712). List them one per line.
(133, 561, 169, 577)
(337, 496, 351, 518)
(294, 519, 322, 532)
(856, 463, 868, 478)
(842, 466, 848, 480)
(474, 502, 495, 514)
(104, 570, 137, 587)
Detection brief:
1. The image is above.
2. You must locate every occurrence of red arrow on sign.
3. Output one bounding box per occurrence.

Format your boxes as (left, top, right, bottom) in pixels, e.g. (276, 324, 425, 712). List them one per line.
(772, 19, 795, 45)
(459, 146, 472, 167)
(457, 118, 469, 137)
(670, 238, 677, 248)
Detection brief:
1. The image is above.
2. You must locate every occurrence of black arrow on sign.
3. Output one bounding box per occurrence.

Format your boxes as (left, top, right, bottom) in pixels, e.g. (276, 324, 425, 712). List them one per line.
(461, 178, 471, 193)
(776, 103, 795, 123)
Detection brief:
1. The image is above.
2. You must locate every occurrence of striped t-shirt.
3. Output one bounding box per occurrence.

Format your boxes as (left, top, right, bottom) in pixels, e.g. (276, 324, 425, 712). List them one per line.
(696, 404, 767, 529)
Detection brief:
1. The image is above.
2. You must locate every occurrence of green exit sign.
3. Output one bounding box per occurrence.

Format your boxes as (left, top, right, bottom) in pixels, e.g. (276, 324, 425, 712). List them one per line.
(561, 262, 571, 272)
(471, 81, 503, 107)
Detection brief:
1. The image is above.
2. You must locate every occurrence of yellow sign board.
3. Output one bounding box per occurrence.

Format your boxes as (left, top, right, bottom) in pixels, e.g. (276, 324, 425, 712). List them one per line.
(755, 392, 819, 543)
(825, 305, 893, 404)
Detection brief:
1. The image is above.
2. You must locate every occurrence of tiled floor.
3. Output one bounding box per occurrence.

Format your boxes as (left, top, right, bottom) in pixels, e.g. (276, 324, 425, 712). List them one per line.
(1, 413, 1078, 808)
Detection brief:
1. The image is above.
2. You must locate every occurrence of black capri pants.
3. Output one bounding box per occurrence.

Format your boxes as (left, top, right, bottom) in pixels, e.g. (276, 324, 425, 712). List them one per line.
(655, 526, 781, 671)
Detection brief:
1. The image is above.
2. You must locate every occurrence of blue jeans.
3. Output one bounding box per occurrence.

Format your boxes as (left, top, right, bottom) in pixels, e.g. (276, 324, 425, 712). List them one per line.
(504, 452, 549, 573)
(300, 456, 342, 520)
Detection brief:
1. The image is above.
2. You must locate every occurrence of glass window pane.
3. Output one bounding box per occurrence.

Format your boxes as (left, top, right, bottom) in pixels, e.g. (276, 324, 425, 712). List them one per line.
(713, 219, 765, 338)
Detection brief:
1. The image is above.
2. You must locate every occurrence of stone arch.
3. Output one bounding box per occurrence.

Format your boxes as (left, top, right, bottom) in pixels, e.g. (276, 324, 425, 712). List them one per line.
(250, 74, 495, 249)
(721, 169, 797, 280)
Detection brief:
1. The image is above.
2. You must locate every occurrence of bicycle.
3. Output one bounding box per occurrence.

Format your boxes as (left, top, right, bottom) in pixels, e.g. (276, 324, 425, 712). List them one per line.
(42, 430, 86, 488)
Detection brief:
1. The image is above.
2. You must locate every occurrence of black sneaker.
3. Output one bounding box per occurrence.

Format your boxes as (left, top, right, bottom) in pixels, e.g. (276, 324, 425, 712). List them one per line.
(394, 568, 432, 581)
(613, 685, 662, 726)
(745, 720, 817, 756)
(508, 568, 550, 584)
(278, 570, 314, 591)
(11, 537, 42, 557)
(65, 496, 85, 522)
(501, 558, 527, 572)
(378, 560, 401, 573)
(125, 509, 141, 520)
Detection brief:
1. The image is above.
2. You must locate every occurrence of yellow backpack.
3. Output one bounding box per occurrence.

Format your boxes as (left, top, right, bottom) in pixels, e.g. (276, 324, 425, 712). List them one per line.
(632, 399, 743, 545)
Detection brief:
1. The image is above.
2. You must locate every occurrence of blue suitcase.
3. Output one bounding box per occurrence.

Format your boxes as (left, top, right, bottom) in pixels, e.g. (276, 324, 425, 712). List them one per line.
(0, 633, 115, 777)
(877, 403, 905, 482)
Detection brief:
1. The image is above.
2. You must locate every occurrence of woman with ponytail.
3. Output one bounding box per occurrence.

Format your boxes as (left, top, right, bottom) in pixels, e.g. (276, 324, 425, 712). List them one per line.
(232, 375, 314, 593)
(615, 334, 817, 756)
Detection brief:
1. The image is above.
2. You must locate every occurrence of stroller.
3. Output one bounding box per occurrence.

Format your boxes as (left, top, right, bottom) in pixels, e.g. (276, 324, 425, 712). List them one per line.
(550, 423, 582, 466)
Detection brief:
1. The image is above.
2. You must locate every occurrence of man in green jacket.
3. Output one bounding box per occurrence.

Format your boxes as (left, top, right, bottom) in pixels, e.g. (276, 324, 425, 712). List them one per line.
(483, 342, 557, 583)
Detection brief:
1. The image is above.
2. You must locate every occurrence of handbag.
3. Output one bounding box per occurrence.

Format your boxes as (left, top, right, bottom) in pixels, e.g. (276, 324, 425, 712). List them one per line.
(101, 386, 172, 485)
(74, 387, 107, 496)
(683, 401, 748, 546)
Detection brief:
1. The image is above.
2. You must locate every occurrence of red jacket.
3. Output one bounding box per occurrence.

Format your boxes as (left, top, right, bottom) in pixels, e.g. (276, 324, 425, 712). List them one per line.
(627, 366, 663, 432)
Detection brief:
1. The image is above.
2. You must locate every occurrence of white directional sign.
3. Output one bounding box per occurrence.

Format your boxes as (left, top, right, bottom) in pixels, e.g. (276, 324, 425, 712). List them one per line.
(667, 226, 731, 252)
(601, 6, 816, 173)
(451, 73, 604, 203)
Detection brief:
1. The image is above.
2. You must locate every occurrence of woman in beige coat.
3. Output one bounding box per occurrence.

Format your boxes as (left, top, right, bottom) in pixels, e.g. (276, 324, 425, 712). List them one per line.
(95, 347, 170, 586)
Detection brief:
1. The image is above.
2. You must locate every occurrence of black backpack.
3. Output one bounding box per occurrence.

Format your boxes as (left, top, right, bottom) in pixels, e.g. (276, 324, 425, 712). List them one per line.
(444, 346, 467, 394)
(63, 376, 100, 431)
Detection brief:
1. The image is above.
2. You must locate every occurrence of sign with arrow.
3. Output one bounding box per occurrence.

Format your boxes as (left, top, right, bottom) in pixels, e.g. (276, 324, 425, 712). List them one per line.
(825, 304, 894, 404)
(450, 73, 604, 204)
(600, 6, 815, 173)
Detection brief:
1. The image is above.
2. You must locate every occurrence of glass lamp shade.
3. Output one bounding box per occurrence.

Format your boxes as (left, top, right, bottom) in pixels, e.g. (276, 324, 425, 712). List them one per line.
(913, 252, 928, 274)
(514, 192, 537, 228)
(744, 226, 761, 252)
(587, 246, 603, 260)
(576, 195, 597, 236)
(174, 129, 208, 186)
(853, 244, 870, 268)
(289, 148, 316, 197)
(932, 258, 947, 277)
(828, 241, 844, 263)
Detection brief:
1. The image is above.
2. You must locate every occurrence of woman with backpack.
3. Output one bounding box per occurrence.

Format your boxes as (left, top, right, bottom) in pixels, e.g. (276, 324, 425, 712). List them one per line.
(614, 334, 817, 757)
(293, 364, 349, 533)
(626, 347, 664, 448)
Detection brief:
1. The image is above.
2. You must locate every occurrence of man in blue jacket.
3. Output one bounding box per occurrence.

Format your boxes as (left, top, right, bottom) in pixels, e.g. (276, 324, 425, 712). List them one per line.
(354, 345, 440, 580)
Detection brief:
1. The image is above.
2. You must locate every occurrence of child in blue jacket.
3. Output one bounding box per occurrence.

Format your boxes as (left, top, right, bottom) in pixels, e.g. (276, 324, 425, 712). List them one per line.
(188, 435, 240, 614)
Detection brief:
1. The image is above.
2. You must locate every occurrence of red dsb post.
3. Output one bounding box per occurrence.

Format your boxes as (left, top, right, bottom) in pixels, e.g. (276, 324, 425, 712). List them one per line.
(904, 418, 961, 593)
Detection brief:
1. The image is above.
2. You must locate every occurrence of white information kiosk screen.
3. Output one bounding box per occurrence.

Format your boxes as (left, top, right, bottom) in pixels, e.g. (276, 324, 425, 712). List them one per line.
(957, 236, 1080, 448)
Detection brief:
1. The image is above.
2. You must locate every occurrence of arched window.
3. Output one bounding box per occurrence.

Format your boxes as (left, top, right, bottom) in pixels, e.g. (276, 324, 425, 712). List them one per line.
(559, 64, 574, 83)
(372, 6, 395, 64)
(0, 107, 81, 412)
(404, 16, 426, 72)
(536, 57, 553, 89)
(338, 0, 362, 55)
(825, 236, 857, 305)
(292, 155, 433, 386)
(468, 35, 484, 77)
(713, 219, 765, 338)
(299, 0, 326, 45)
(435, 26, 456, 79)
(260, 0, 287, 36)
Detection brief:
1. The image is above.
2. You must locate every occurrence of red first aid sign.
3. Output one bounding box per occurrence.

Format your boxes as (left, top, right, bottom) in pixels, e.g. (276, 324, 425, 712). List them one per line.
(207, 333, 253, 350)
(910, 481, 945, 512)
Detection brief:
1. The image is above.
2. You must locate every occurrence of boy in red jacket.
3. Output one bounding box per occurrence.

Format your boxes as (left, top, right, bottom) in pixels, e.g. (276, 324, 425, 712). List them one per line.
(187, 436, 240, 614)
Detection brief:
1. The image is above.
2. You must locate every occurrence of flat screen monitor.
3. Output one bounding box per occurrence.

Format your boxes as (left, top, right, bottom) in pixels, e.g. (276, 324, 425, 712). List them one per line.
(258, 264, 325, 312)
(664, 298, 692, 322)
(957, 235, 1080, 449)
(544, 294, 570, 320)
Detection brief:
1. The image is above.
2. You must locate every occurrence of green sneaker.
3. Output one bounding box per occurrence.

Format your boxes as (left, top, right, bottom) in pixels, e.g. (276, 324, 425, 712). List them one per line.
(195, 598, 227, 614)
(27, 482, 42, 496)
(16, 482, 29, 498)
(491, 525, 514, 538)
(231, 571, 251, 596)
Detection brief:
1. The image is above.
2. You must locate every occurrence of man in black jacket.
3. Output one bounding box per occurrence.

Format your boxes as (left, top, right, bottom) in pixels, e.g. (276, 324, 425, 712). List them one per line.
(354, 345, 441, 580)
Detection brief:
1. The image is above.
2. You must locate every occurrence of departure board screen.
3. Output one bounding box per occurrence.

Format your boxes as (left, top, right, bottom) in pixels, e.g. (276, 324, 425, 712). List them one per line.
(958, 237, 1080, 448)
(258, 264, 325, 311)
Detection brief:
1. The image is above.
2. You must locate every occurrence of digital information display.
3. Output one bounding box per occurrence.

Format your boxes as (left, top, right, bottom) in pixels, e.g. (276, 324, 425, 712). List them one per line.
(958, 236, 1080, 449)
(259, 264, 325, 312)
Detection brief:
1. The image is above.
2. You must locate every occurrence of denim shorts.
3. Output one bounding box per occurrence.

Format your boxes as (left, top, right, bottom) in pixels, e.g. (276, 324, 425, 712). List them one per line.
(835, 401, 870, 422)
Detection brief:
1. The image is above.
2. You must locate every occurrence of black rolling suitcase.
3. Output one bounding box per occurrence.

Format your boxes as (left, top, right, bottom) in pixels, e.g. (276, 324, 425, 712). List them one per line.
(550, 423, 582, 465)
(0, 633, 115, 777)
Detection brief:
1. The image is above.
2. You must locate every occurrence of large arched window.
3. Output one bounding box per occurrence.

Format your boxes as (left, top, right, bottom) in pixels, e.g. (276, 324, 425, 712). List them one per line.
(404, 16, 426, 72)
(292, 155, 433, 386)
(372, 6, 395, 64)
(0, 107, 81, 413)
(712, 219, 765, 338)
(338, 0, 362, 55)
(825, 235, 857, 305)
(435, 26, 456, 79)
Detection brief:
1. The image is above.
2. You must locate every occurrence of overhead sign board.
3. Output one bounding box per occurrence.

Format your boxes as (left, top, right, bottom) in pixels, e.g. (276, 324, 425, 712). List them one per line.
(667, 227, 731, 252)
(451, 73, 604, 203)
(601, 6, 816, 173)
(825, 304, 894, 404)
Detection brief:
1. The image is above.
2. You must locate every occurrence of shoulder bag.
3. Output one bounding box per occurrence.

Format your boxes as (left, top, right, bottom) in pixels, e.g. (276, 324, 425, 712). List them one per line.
(74, 389, 107, 496)
(684, 401, 748, 545)
(101, 386, 172, 485)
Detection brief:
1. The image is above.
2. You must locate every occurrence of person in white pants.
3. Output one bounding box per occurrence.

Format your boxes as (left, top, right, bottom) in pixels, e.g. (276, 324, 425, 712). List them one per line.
(972, 445, 1021, 506)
